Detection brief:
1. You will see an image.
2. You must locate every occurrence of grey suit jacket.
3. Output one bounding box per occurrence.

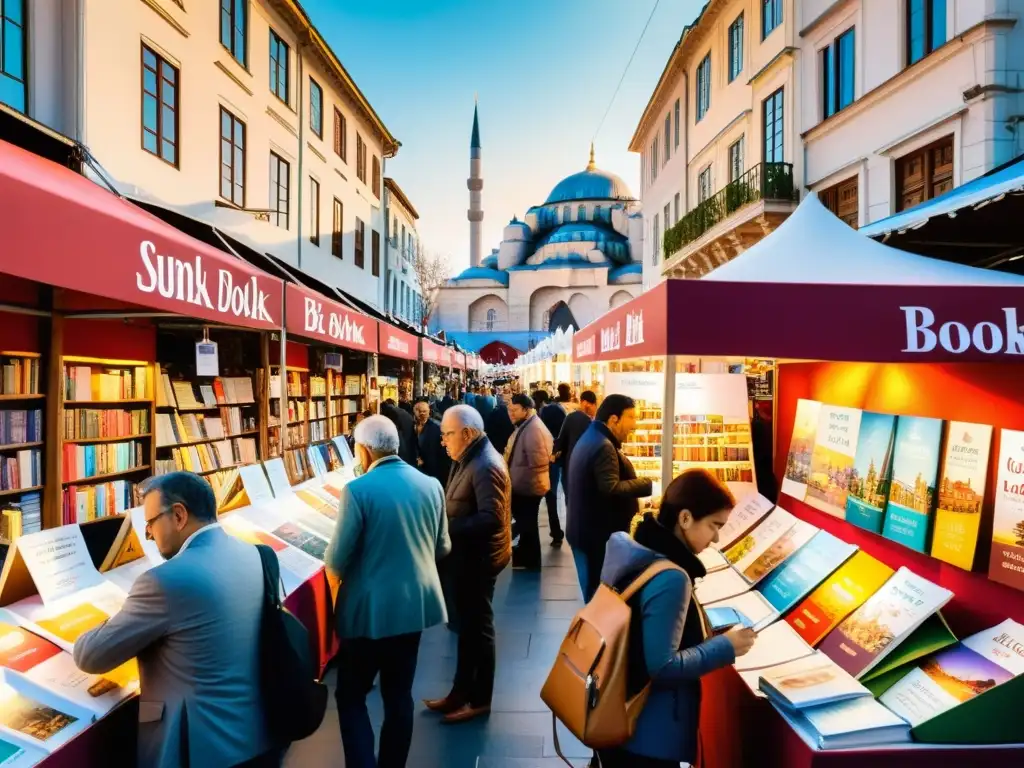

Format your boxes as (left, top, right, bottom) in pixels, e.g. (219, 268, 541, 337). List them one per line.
(73, 527, 271, 768)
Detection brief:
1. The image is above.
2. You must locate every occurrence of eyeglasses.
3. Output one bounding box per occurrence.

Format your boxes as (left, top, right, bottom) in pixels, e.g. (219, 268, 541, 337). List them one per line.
(144, 508, 173, 540)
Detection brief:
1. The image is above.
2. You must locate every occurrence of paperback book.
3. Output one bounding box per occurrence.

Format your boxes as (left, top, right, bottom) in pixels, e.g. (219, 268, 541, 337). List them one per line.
(733, 621, 814, 676)
(818, 567, 953, 678)
(715, 492, 775, 552)
(881, 416, 944, 553)
(804, 406, 862, 519)
(0, 673, 90, 754)
(781, 400, 821, 501)
(929, 421, 993, 570)
(879, 618, 1024, 727)
(778, 695, 910, 750)
(845, 412, 898, 534)
(988, 429, 1024, 592)
(697, 548, 729, 573)
(786, 551, 894, 647)
(756, 530, 858, 617)
(739, 519, 818, 586)
(724, 507, 797, 572)
(694, 567, 750, 605)
(758, 650, 872, 710)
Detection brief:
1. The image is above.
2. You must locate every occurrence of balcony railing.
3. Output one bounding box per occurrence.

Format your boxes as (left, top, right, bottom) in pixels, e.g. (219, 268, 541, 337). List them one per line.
(663, 162, 798, 257)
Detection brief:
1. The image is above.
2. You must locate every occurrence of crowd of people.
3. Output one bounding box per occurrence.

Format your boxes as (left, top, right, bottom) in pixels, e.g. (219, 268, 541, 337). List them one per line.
(69, 381, 757, 768)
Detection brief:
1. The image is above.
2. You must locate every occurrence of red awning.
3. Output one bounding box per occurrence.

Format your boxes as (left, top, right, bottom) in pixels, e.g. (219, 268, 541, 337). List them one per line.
(0, 139, 283, 330)
(573, 279, 1024, 363)
(439, 346, 453, 367)
(421, 338, 443, 365)
(454, 351, 466, 370)
(285, 283, 377, 353)
(379, 323, 418, 361)
(479, 340, 520, 365)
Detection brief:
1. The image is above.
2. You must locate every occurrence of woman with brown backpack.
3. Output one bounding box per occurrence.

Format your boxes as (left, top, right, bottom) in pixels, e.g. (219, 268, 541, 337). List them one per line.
(591, 469, 756, 767)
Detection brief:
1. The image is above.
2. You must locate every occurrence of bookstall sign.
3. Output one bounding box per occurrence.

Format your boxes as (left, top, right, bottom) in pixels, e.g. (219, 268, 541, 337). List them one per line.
(285, 284, 377, 353)
(1, 139, 285, 331)
(422, 340, 442, 365)
(573, 283, 668, 364)
(195, 340, 219, 376)
(455, 352, 467, 370)
(440, 346, 453, 367)
(379, 324, 418, 362)
(15, 527, 103, 605)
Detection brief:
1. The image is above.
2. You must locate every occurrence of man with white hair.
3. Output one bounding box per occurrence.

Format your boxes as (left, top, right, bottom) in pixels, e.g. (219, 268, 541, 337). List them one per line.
(424, 404, 511, 724)
(326, 415, 451, 768)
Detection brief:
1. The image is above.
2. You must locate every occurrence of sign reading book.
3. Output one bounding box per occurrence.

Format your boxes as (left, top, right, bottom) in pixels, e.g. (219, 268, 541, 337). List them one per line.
(989, 428, 1024, 592)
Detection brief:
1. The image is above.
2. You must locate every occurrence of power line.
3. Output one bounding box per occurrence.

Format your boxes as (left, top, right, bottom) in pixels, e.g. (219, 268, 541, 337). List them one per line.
(592, 0, 662, 143)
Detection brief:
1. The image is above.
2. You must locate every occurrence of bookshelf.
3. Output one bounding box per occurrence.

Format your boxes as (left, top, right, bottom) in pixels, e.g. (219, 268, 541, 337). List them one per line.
(153, 370, 260, 479)
(59, 356, 154, 525)
(0, 351, 44, 537)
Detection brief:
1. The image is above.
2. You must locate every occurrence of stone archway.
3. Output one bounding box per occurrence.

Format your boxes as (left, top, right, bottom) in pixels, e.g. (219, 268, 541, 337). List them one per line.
(468, 294, 509, 332)
(609, 289, 634, 309)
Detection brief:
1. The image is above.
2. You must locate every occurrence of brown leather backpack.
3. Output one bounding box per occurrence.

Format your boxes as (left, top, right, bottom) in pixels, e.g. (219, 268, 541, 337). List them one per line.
(540, 560, 683, 764)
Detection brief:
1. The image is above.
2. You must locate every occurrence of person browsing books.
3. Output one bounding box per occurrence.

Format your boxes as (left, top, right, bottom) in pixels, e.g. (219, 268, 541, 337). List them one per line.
(596, 469, 756, 768)
(73, 472, 278, 768)
(325, 415, 451, 768)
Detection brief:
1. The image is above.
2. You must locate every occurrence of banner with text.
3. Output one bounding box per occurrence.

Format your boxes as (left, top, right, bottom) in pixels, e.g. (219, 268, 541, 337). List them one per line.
(379, 324, 418, 361)
(285, 284, 377, 353)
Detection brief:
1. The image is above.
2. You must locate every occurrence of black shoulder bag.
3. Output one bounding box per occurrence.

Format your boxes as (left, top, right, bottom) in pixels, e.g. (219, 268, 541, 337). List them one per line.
(255, 544, 328, 746)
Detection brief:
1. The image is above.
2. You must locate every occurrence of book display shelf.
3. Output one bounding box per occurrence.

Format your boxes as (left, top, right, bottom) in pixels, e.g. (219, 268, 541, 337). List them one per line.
(58, 357, 153, 526)
(0, 351, 44, 538)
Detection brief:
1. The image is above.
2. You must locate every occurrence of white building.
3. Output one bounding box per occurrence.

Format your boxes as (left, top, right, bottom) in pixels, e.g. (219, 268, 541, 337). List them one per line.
(800, 0, 1024, 228)
(432, 105, 643, 360)
(383, 177, 423, 326)
(5, 0, 398, 311)
(630, 0, 801, 283)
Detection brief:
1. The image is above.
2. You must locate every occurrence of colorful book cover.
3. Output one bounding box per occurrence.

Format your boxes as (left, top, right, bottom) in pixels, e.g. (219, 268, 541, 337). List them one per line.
(805, 406, 863, 519)
(757, 530, 858, 616)
(0, 625, 61, 674)
(962, 618, 1024, 677)
(716, 492, 775, 552)
(881, 416, 944, 552)
(879, 642, 1015, 727)
(786, 551, 894, 647)
(759, 650, 871, 710)
(782, 400, 821, 501)
(818, 567, 953, 678)
(988, 429, 1024, 592)
(740, 520, 818, 585)
(724, 507, 797, 570)
(796, 696, 909, 748)
(845, 412, 898, 534)
(0, 739, 23, 763)
(930, 421, 993, 570)
(0, 687, 79, 746)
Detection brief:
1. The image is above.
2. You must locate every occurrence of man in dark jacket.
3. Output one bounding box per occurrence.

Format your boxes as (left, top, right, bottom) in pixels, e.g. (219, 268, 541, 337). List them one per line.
(381, 399, 418, 467)
(538, 384, 572, 547)
(484, 396, 515, 455)
(414, 398, 451, 489)
(555, 389, 598, 500)
(425, 405, 511, 725)
(566, 394, 652, 602)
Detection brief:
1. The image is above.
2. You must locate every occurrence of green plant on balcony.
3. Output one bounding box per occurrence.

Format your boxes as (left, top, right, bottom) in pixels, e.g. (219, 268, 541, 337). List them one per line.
(662, 162, 797, 258)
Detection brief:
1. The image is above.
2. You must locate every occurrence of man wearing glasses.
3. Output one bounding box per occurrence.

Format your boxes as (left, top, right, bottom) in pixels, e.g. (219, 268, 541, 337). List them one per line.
(74, 472, 279, 768)
(424, 404, 511, 724)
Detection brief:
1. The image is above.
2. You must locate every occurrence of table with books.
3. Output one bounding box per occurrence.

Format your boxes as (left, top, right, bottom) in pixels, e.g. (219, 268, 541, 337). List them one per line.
(0, 452, 353, 767)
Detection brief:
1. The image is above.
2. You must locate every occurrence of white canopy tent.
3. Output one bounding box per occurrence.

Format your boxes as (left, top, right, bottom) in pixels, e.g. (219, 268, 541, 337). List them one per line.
(703, 193, 1024, 286)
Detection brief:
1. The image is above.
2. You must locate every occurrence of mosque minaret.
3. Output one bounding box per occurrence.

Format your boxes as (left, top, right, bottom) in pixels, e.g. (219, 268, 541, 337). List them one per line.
(467, 100, 483, 268)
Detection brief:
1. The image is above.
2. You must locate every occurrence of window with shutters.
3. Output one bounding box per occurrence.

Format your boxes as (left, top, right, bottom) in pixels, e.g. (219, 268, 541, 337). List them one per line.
(219, 107, 245, 207)
(220, 0, 247, 66)
(356, 134, 366, 183)
(698, 166, 713, 203)
(309, 78, 323, 139)
(269, 152, 289, 229)
(142, 45, 179, 166)
(309, 177, 320, 246)
(372, 156, 380, 198)
(333, 108, 346, 161)
(696, 54, 711, 121)
(820, 176, 859, 228)
(674, 99, 680, 149)
(664, 113, 671, 164)
(763, 88, 784, 163)
(729, 14, 744, 82)
(268, 29, 289, 104)
(728, 137, 744, 182)
(372, 229, 381, 276)
(895, 135, 953, 212)
(332, 198, 343, 258)
(354, 217, 365, 268)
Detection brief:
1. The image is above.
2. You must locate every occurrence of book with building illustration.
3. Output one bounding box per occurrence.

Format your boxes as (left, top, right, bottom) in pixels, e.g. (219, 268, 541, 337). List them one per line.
(782, 400, 821, 501)
(817, 567, 953, 679)
(756, 530, 858, 617)
(988, 429, 1024, 593)
(881, 416, 944, 553)
(724, 506, 797, 572)
(805, 405, 862, 519)
(758, 650, 872, 711)
(930, 422, 992, 570)
(845, 412, 898, 534)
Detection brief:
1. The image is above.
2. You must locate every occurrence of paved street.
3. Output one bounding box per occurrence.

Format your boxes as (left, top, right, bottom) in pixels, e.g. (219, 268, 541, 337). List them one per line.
(285, 501, 592, 767)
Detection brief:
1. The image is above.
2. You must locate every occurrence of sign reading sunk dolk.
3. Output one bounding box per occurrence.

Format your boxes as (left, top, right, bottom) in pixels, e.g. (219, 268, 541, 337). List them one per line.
(285, 284, 377, 353)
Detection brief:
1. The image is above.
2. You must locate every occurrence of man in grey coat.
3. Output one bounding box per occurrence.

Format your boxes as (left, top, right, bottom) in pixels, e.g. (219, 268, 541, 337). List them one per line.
(74, 471, 276, 768)
(504, 393, 553, 571)
(327, 415, 451, 767)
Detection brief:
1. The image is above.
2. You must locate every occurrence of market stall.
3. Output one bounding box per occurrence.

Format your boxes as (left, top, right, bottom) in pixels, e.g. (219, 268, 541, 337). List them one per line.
(376, 323, 418, 408)
(570, 195, 1024, 766)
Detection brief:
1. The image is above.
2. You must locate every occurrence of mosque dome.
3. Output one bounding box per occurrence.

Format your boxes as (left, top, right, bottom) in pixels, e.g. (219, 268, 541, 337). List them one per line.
(544, 145, 635, 205)
(450, 266, 509, 287)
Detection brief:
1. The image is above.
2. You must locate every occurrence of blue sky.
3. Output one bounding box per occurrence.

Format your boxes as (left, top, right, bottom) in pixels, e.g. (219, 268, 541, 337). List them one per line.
(302, 0, 704, 271)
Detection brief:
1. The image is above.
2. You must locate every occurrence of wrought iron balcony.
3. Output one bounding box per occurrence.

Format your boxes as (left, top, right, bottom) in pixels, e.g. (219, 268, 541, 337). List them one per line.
(663, 162, 798, 257)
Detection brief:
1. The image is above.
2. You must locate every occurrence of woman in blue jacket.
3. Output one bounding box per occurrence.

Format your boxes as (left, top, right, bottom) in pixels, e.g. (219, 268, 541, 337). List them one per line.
(597, 469, 757, 768)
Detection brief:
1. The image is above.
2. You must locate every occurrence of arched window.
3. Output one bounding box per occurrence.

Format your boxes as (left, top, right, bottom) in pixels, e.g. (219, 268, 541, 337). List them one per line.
(593, 205, 602, 222)
(578, 204, 587, 221)
(486, 308, 496, 331)
(562, 205, 571, 223)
